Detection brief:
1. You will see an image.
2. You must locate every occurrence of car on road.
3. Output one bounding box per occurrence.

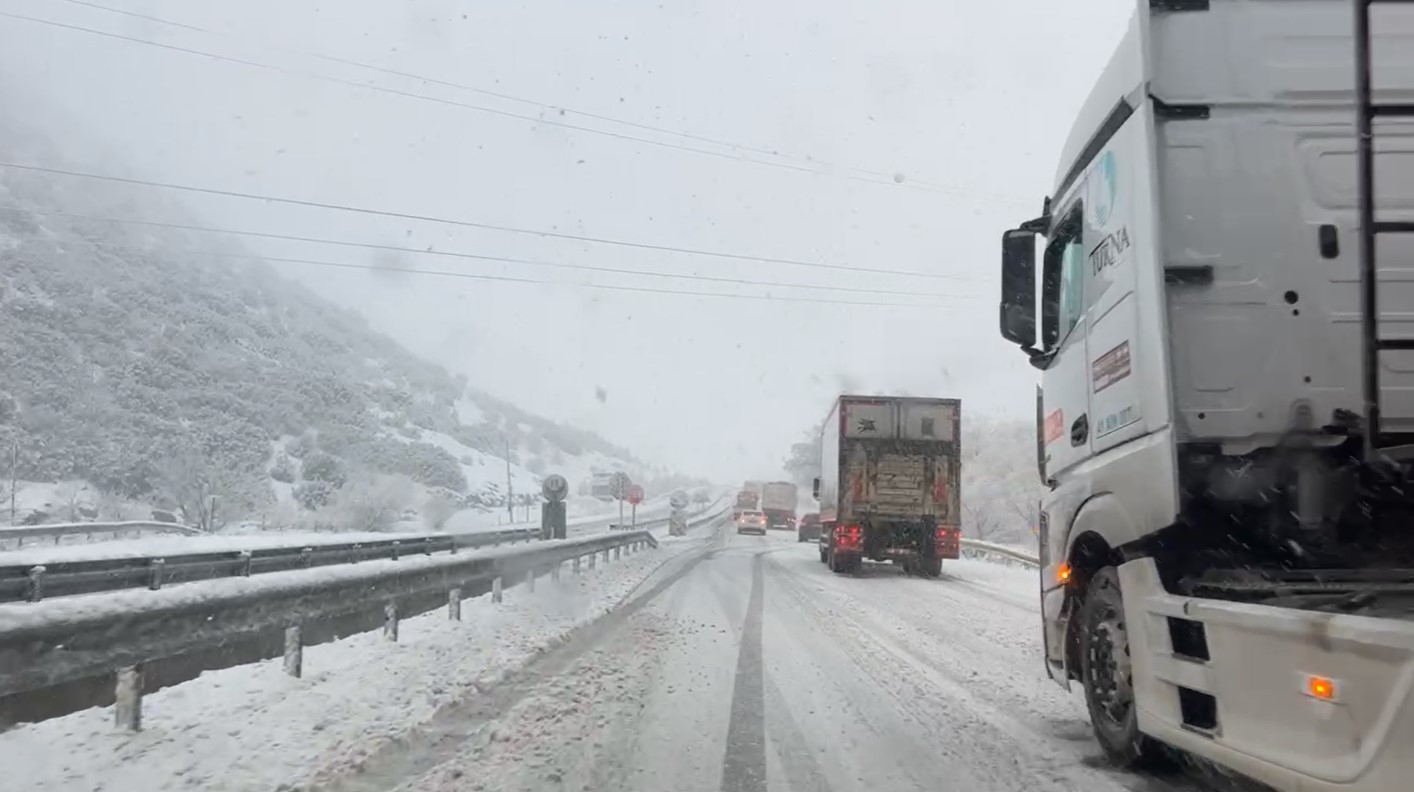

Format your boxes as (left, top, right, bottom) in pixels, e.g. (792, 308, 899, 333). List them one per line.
(796, 512, 820, 543)
(735, 510, 767, 535)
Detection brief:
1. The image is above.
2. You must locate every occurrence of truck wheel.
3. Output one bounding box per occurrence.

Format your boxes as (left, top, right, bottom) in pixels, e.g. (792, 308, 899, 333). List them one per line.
(918, 558, 942, 578)
(819, 544, 828, 563)
(1080, 566, 1168, 768)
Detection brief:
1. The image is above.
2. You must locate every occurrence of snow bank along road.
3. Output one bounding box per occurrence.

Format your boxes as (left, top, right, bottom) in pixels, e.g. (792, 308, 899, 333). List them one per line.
(323, 532, 1242, 792)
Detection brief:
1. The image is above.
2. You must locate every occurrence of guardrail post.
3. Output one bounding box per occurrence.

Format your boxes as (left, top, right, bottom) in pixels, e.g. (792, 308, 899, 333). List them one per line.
(572, 556, 581, 574)
(526, 569, 536, 593)
(284, 626, 303, 678)
(300, 547, 312, 569)
(240, 550, 253, 576)
(383, 602, 399, 642)
(352, 543, 362, 563)
(25, 565, 45, 602)
(492, 576, 503, 603)
(148, 559, 165, 590)
(614, 546, 621, 561)
(588, 552, 596, 570)
(390, 540, 401, 561)
(551, 562, 560, 582)
(448, 588, 462, 620)
(602, 548, 611, 565)
(424, 537, 435, 556)
(115, 665, 143, 731)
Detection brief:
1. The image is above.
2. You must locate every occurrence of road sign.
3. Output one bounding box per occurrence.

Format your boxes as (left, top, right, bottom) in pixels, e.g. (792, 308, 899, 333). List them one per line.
(626, 484, 645, 506)
(541, 474, 568, 503)
(669, 490, 689, 510)
(608, 471, 632, 500)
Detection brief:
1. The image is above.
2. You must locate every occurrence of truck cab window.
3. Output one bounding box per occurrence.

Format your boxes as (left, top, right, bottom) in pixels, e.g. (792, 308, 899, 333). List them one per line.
(1040, 206, 1084, 350)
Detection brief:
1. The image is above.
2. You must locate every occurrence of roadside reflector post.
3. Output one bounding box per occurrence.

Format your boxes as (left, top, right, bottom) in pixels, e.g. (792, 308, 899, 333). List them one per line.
(148, 559, 165, 590)
(284, 626, 303, 678)
(240, 550, 253, 576)
(614, 546, 621, 561)
(551, 562, 561, 582)
(448, 588, 462, 621)
(300, 547, 312, 568)
(383, 602, 399, 642)
(526, 568, 536, 593)
(492, 576, 503, 603)
(115, 665, 143, 731)
(25, 565, 45, 603)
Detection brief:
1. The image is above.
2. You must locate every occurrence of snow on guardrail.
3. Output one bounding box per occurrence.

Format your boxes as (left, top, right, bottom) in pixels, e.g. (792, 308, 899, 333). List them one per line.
(0, 506, 731, 731)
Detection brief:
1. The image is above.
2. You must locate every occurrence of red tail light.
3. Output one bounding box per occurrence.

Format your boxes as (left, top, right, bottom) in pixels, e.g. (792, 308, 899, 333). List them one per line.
(835, 524, 862, 550)
(934, 525, 960, 558)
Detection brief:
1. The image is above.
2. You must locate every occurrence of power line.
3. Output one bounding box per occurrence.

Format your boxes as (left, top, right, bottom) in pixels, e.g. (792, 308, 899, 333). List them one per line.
(54, 0, 973, 195)
(184, 248, 952, 309)
(1, 205, 979, 298)
(2, 10, 926, 192)
(0, 160, 969, 280)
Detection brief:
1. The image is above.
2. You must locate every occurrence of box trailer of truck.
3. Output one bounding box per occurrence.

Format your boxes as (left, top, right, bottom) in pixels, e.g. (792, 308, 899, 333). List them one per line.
(813, 395, 961, 577)
(761, 481, 798, 530)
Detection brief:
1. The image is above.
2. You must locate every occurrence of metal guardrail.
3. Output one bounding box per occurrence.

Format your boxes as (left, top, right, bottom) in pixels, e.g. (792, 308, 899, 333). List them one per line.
(0, 520, 203, 548)
(0, 499, 730, 604)
(0, 526, 542, 604)
(0, 506, 730, 730)
(959, 538, 1039, 568)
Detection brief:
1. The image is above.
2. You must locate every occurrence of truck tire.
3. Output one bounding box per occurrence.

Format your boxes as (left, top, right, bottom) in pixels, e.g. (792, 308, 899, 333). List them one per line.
(1079, 566, 1168, 769)
(819, 544, 828, 563)
(828, 548, 853, 574)
(918, 557, 942, 578)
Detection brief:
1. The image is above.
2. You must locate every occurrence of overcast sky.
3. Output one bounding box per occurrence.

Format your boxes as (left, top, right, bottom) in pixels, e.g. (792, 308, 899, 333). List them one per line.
(0, 0, 1131, 481)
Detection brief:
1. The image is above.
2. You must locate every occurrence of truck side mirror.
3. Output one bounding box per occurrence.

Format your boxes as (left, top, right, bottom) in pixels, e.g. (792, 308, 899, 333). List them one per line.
(812, 477, 821, 500)
(999, 228, 1038, 350)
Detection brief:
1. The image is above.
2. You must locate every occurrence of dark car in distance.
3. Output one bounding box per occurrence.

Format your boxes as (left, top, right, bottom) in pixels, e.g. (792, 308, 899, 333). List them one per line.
(797, 512, 821, 543)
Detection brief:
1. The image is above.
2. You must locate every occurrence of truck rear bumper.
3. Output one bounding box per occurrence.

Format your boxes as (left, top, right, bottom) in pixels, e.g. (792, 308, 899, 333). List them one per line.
(1120, 557, 1414, 792)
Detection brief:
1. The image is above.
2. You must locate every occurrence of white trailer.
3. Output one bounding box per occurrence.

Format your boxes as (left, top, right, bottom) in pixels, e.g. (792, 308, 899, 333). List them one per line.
(996, 2, 1414, 790)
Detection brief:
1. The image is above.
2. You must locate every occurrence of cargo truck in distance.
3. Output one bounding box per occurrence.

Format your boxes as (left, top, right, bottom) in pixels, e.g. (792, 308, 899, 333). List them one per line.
(812, 395, 961, 577)
(733, 488, 759, 516)
(761, 481, 799, 530)
(996, 4, 1414, 791)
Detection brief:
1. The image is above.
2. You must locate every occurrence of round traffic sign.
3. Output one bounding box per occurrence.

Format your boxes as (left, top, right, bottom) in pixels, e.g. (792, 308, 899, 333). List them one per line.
(541, 474, 569, 503)
(626, 484, 645, 505)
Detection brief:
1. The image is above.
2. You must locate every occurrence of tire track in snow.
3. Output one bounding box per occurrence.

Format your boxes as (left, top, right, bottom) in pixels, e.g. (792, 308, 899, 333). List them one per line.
(719, 551, 766, 792)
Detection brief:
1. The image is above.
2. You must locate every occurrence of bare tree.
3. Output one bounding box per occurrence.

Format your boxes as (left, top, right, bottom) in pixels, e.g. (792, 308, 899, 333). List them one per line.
(157, 452, 238, 532)
(52, 481, 87, 523)
(96, 489, 131, 522)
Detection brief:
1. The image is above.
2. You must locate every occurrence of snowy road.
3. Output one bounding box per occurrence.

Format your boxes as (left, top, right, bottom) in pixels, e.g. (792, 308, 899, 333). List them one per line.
(326, 529, 1215, 792)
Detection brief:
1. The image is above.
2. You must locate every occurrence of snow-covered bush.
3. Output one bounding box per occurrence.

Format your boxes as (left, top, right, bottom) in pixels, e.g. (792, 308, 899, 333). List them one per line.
(422, 492, 457, 529)
(327, 473, 414, 533)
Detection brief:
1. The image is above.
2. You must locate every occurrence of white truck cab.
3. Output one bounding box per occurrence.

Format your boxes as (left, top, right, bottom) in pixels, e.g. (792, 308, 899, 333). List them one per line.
(997, 2, 1414, 789)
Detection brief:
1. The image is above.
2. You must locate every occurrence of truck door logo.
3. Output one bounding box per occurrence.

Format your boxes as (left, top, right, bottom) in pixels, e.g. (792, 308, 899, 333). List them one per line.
(856, 418, 877, 433)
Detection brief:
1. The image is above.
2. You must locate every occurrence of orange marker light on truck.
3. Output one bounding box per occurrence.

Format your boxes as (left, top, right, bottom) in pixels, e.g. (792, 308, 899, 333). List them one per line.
(1304, 674, 1339, 702)
(1057, 562, 1073, 586)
